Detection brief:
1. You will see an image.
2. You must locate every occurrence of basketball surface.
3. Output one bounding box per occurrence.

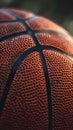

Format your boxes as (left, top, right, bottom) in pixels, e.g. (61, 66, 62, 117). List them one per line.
(0, 9, 73, 130)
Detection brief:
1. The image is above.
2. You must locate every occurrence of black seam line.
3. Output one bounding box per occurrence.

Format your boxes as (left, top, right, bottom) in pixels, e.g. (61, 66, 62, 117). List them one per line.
(0, 9, 37, 31)
(0, 31, 27, 42)
(2, 9, 37, 21)
(30, 29, 52, 129)
(0, 46, 38, 116)
(0, 29, 67, 42)
(0, 29, 60, 42)
(0, 45, 52, 130)
(0, 30, 57, 42)
(42, 45, 73, 60)
(39, 50, 52, 130)
(0, 15, 37, 23)
(34, 30, 73, 44)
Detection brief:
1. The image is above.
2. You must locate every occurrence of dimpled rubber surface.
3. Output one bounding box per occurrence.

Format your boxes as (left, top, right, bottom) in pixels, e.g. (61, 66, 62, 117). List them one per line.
(0, 8, 73, 130)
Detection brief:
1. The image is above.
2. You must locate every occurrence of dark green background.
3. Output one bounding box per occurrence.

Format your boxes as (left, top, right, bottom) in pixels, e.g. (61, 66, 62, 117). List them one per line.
(0, 0, 73, 35)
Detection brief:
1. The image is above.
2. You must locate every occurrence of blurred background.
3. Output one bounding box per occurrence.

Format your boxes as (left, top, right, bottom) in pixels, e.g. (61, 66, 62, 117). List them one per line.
(0, 0, 73, 35)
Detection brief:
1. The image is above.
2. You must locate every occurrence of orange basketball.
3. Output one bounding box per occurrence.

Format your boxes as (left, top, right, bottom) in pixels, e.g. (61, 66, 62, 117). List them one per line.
(0, 9, 73, 130)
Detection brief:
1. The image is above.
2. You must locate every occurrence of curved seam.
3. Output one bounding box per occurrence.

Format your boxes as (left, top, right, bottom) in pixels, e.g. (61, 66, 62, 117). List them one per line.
(0, 31, 27, 42)
(0, 46, 37, 116)
(0, 16, 37, 23)
(42, 45, 73, 61)
(1, 9, 36, 21)
(0, 29, 62, 42)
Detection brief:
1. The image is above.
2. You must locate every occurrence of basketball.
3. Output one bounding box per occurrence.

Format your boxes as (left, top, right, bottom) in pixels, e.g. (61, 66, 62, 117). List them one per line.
(0, 9, 73, 130)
